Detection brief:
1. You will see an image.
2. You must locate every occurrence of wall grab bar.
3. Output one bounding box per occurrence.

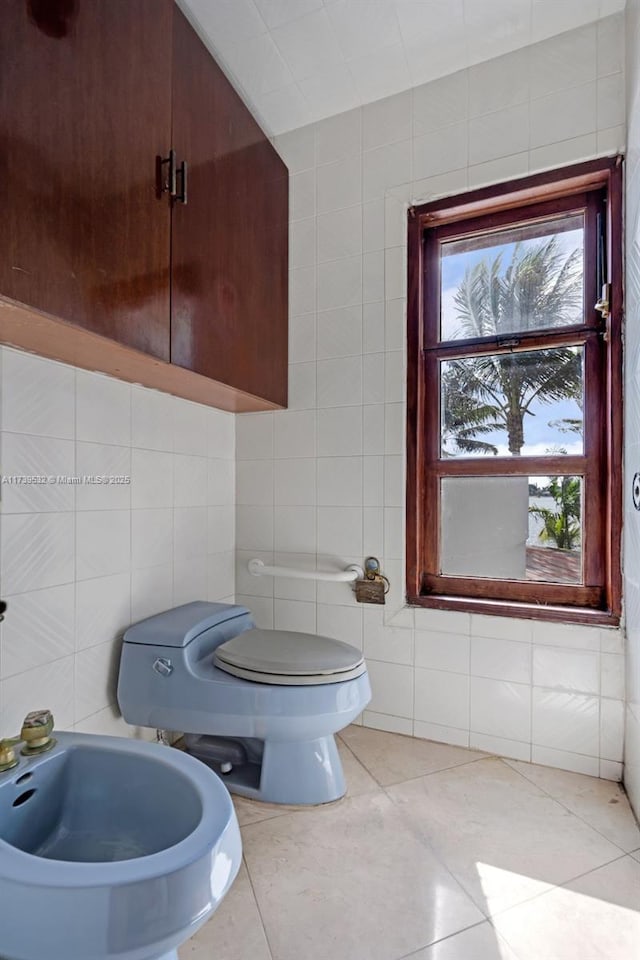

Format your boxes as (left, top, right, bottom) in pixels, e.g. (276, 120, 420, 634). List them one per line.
(248, 559, 364, 582)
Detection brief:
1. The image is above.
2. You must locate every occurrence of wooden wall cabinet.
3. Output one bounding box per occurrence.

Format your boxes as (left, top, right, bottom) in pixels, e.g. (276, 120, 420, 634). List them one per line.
(0, 0, 289, 411)
(171, 9, 289, 408)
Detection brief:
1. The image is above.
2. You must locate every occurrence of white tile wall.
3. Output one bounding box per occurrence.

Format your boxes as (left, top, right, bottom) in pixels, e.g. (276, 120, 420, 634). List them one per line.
(181, 0, 628, 135)
(0, 348, 235, 738)
(532, 689, 600, 756)
(471, 677, 532, 743)
(414, 668, 470, 730)
(624, 0, 640, 815)
(533, 646, 600, 694)
(471, 636, 532, 684)
(235, 15, 626, 780)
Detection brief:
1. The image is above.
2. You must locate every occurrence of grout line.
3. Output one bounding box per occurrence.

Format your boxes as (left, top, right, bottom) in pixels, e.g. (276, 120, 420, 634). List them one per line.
(336, 735, 383, 795)
(72, 368, 78, 722)
(379, 752, 490, 792)
(241, 853, 277, 960)
(377, 782, 496, 926)
(528, 638, 534, 762)
(486, 847, 631, 925)
(360, 105, 367, 581)
(336, 731, 387, 789)
(465, 65, 470, 171)
(311, 122, 319, 631)
(394, 919, 498, 960)
(127, 383, 133, 642)
(340, 725, 488, 789)
(502, 757, 639, 855)
(381, 752, 631, 929)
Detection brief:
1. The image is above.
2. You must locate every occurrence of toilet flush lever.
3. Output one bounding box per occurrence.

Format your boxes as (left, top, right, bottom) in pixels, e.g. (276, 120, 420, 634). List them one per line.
(153, 657, 174, 677)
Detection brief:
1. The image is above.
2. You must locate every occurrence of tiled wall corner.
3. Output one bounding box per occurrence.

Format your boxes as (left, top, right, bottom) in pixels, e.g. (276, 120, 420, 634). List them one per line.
(0, 347, 235, 739)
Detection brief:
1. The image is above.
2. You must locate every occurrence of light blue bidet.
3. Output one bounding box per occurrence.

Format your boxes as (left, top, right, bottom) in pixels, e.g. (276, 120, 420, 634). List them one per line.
(0, 731, 242, 960)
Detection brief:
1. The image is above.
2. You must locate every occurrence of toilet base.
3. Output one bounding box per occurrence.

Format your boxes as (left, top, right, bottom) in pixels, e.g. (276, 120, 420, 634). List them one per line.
(185, 733, 346, 805)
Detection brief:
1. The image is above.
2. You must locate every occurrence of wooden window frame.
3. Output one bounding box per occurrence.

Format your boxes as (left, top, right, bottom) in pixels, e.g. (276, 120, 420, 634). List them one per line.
(406, 158, 623, 626)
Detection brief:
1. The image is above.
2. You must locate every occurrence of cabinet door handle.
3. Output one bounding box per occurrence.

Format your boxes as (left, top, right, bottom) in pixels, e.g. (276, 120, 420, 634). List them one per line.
(160, 149, 177, 198)
(176, 159, 188, 205)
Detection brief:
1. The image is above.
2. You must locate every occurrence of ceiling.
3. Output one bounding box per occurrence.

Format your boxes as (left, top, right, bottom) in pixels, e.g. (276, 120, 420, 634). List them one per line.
(178, 0, 625, 136)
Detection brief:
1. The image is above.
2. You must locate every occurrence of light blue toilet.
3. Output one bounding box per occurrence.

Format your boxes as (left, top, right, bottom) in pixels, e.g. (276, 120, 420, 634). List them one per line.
(117, 602, 371, 805)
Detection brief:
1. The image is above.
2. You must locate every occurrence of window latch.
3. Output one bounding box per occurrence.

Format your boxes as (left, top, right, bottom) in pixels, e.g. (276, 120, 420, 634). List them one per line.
(496, 337, 521, 349)
(595, 283, 611, 320)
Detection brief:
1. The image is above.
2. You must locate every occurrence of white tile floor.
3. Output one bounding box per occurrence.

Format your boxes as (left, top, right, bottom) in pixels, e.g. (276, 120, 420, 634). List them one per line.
(180, 727, 640, 960)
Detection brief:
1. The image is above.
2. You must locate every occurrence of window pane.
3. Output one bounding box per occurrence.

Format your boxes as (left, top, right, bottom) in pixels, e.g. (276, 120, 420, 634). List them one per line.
(440, 476, 583, 584)
(528, 476, 583, 584)
(440, 346, 584, 458)
(440, 214, 584, 342)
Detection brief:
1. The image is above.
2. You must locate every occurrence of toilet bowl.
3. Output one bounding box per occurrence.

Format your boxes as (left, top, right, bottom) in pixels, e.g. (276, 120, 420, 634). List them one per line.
(117, 602, 371, 805)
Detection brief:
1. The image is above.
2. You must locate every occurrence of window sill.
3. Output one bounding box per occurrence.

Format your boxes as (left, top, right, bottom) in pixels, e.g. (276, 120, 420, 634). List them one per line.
(407, 593, 620, 627)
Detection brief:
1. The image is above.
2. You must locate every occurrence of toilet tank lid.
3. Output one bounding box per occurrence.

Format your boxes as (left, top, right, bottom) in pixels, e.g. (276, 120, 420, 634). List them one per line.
(123, 601, 251, 648)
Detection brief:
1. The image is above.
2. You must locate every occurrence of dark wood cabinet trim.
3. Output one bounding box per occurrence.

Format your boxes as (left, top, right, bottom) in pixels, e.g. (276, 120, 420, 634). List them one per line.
(0, 297, 283, 412)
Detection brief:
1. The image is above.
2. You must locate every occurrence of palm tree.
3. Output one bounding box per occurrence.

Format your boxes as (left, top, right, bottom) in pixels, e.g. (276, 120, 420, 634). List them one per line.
(442, 237, 583, 456)
(529, 475, 581, 549)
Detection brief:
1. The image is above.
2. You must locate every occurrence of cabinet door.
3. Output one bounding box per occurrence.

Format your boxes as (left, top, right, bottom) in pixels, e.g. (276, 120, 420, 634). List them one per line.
(0, 0, 172, 359)
(170, 8, 289, 407)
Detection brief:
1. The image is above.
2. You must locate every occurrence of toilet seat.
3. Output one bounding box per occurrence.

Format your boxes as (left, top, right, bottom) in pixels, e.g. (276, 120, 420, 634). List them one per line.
(214, 628, 366, 685)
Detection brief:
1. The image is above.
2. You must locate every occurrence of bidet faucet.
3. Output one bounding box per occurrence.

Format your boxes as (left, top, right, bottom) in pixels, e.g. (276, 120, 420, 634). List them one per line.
(0, 736, 21, 773)
(20, 709, 56, 756)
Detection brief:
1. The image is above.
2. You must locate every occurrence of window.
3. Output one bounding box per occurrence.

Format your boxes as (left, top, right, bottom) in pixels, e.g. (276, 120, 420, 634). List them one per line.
(406, 159, 622, 624)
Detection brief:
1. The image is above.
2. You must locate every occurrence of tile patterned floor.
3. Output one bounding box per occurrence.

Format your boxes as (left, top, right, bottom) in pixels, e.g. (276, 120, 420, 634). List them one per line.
(180, 727, 640, 960)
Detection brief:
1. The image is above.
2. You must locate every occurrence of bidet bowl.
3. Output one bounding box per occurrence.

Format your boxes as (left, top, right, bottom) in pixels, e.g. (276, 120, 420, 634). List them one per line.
(0, 732, 242, 960)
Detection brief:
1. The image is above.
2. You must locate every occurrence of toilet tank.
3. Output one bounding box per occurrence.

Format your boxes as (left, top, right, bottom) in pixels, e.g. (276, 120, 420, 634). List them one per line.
(117, 602, 254, 729)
